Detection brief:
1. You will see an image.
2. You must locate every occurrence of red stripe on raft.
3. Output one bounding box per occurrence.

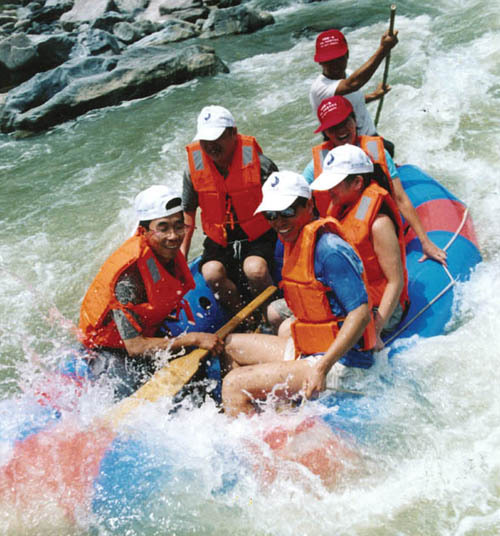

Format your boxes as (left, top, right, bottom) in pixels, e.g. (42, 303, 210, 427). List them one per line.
(404, 199, 479, 248)
(0, 420, 115, 523)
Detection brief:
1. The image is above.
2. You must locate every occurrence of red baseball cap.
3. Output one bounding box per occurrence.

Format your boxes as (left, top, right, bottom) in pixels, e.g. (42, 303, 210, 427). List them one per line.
(314, 95, 353, 133)
(314, 29, 348, 63)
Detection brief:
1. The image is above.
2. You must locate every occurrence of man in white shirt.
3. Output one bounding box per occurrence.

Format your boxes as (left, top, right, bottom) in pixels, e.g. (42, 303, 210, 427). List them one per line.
(309, 28, 398, 155)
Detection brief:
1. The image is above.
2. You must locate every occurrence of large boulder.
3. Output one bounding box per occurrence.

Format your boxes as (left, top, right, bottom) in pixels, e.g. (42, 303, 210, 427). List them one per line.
(0, 44, 228, 133)
(73, 28, 124, 56)
(0, 32, 74, 89)
(60, 0, 114, 30)
(158, 0, 208, 24)
(130, 19, 197, 46)
(200, 5, 274, 38)
(113, 0, 149, 14)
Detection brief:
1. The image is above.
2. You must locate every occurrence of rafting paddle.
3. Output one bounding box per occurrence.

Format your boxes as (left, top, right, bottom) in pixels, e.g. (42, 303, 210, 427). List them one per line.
(374, 4, 397, 128)
(104, 284, 277, 427)
(0, 285, 277, 523)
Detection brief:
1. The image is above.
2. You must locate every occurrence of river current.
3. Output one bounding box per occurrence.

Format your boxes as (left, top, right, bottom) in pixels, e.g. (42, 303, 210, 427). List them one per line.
(1, 0, 499, 534)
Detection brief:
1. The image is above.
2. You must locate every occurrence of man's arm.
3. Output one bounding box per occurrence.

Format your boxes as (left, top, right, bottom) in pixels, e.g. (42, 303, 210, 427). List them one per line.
(365, 81, 392, 103)
(121, 331, 223, 358)
(112, 268, 223, 358)
(335, 30, 398, 96)
(181, 210, 196, 258)
(181, 168, 199, 259)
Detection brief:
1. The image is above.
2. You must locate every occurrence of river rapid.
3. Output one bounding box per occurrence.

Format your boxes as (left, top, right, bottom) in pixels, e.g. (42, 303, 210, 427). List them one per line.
(1, 0, 499, 534)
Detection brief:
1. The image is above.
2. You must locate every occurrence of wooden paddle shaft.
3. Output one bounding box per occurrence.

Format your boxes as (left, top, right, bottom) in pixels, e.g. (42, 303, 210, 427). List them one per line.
(105, 285, 278, 426)
(374, 4, 397, 128)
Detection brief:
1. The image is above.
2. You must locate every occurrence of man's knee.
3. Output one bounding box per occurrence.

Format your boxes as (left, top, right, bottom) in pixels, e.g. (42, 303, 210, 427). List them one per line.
(202, 260, 228, 285)
(243, 255, 270, 282)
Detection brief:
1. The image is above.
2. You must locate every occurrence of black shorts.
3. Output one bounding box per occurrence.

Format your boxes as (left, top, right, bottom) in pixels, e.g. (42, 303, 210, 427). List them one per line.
(200, 228, 277, 287)
(86, 346, 156, 400)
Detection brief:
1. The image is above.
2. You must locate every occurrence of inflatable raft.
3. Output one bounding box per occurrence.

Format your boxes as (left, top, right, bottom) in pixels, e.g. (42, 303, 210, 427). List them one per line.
(0, 165, 482, 529)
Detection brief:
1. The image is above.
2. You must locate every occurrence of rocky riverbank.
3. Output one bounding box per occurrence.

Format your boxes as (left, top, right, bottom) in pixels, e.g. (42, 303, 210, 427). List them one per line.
(0, 0, 274, 135)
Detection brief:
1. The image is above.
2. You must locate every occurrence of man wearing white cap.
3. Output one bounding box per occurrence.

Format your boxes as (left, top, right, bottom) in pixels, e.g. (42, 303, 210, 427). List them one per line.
(79, 185, 223, 398)
(311, 144, 408, 350)
(221, 170, 375, 417)
(182, 105, 278, 318)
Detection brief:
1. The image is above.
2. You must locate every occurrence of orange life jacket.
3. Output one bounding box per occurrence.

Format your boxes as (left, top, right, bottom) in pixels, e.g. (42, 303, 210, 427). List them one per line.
(79, 230, 195, 350)
(332, 182, 409, 309)
(311, 135, 394, 216)
(280, 218, 376, 357)
(186, 134, 271, 247)
(358, 135, 395, 197)
(311, 140, 334, 217)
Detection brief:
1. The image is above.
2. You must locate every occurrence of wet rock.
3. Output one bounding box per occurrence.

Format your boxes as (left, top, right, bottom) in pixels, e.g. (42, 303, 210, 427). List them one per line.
(113, 0, 149, 14)
(0, 32, 74, 89)
(162, 8, 208, 24)
(113, 21, 142, 44)
(0, 44, 228, 133)
(60, 0, 114, 30)
(91, 11, 129, 32)
(131, 19, 197, 46)
(73, 28, 123, 56)
(204, 0, 241, 6)
(200, 4, 274, 38)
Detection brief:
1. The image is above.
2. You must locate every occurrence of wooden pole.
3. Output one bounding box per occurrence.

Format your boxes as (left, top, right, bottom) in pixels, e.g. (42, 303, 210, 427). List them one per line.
(374, 4, 397, 128)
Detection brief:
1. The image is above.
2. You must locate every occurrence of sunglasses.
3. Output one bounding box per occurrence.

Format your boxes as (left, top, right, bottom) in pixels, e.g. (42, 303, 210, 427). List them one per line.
(264, 201, 302, 221)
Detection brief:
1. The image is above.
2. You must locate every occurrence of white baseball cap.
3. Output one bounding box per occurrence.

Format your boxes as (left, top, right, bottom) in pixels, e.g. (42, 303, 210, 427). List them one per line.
(311, 144, 374, 191)
(134, 185, 183, 221)
(194, 105, 236, 141)
(254, 171, 311, 213)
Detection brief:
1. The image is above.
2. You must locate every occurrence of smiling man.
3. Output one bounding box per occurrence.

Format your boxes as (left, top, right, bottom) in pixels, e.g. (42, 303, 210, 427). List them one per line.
(182, 105, 278, 318)
(79, 185, 223, 398)
(221, 171, 375, 416)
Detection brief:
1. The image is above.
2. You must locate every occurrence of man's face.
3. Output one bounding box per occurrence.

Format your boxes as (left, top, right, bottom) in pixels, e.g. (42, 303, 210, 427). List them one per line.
(146, 212, 186, 263)
(320, 53, 349, 79)
(200, 128, 238, 168)
(265, 199, 313, 243)
(324, 115, 357, 147)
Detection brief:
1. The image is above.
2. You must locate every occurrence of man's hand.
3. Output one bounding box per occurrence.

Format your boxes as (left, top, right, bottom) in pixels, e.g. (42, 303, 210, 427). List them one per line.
(366, 81, 392, 102)
(380, 29, 398, 52)
(190, 332, 225, 355)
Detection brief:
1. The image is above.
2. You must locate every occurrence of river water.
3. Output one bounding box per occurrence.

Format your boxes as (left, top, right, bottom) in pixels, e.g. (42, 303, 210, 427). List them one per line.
(1, 0, 500, 534)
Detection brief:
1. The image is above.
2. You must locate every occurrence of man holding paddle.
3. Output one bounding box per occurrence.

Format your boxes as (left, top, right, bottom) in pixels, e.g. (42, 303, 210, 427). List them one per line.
(79, 185, 223, 399)
(221, 171, 375, 416)
(309, 27, 398, 155)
